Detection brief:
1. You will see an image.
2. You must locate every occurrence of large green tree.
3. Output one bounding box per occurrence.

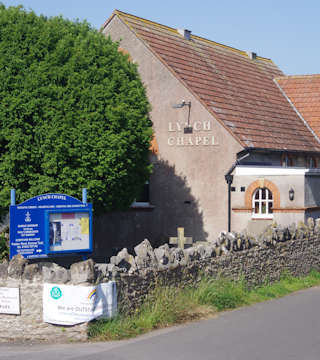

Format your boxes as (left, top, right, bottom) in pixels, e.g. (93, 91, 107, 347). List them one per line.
(0, 5, 152, 214)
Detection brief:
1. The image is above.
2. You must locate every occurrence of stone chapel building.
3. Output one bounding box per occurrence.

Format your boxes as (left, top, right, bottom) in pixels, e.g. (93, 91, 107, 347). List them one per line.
(96, 10, 320, 257)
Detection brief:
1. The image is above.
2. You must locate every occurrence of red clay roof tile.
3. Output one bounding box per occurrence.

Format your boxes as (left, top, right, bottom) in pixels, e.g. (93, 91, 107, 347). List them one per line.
(112, 11, 320, 152)
(276, 75, 320, 142)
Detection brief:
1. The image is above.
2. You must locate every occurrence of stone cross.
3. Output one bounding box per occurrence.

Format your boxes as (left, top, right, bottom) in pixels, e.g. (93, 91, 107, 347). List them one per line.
(169, 227, 193, 249)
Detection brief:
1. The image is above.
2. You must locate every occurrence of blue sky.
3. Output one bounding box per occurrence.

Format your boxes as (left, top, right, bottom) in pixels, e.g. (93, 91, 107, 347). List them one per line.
(3, 0, 319, 75)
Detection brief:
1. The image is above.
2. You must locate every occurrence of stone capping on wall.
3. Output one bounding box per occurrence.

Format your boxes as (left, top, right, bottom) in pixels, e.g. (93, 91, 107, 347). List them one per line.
(0, 217, 320, 342)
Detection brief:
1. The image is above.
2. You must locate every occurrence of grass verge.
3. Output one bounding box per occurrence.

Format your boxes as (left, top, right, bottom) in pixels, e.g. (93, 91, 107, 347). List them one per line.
(88, 270, 320, 341)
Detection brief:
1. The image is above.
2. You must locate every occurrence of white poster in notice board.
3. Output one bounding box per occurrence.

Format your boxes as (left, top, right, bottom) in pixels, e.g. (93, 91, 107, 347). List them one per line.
(49, 212, 90, 252)
(0, 287, 20, 315)
(43, 282, 117, 325)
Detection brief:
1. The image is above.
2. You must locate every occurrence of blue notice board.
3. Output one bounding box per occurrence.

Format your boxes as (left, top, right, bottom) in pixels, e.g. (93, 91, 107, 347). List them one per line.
(10, 193, 93, 259)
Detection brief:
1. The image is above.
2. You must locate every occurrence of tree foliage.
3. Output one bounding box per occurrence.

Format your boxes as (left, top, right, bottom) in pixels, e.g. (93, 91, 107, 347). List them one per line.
(0, 5, 152, 214)
(0, 232, 8, 260)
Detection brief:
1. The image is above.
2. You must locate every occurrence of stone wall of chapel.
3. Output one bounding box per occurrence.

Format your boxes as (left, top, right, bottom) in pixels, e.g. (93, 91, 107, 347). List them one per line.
(232, 174, 305, 209)
(97, 16, 243, 257)
(231, 174, 306, 234)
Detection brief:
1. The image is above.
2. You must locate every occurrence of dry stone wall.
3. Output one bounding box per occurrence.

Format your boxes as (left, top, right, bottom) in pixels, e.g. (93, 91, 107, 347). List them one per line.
(101, 218, 320, 312)
(0, 257, 95, 342)
(1, 218, 320, 342)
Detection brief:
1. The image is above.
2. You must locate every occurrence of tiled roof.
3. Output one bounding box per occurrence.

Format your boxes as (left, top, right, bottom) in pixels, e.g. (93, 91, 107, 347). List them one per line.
(105, 11, 320, 153)
(275, 75, 320, 140)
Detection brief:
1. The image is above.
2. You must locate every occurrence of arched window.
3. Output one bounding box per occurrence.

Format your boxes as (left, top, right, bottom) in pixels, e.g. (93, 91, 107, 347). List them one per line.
(252, 188, 273, 218)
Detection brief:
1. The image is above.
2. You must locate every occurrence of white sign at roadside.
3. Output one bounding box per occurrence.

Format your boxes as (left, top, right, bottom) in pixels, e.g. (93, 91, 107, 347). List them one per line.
(0, 287, 20, 315)
(43, 282, 117, 326)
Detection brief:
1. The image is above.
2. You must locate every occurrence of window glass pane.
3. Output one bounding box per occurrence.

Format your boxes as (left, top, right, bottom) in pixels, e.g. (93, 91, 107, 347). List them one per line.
(254, 202, 259, 213)
(310, 157, 316, 168)
(136, 182, 149, 203)
(268, 203, 273, 214)
(252, 187, 273, 216)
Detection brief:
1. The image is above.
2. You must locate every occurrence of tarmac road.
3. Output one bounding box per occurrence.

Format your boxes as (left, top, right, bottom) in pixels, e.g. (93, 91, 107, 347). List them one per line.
(1, 286, 320, 360)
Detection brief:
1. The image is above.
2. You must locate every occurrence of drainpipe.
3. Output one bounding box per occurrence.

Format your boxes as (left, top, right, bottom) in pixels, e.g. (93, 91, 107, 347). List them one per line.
(225, 173, 233, 232)
(224, 152, 250, 232)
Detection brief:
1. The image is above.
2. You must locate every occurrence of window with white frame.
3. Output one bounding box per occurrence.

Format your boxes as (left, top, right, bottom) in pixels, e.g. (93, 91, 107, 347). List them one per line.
(252, 187, 273, 218)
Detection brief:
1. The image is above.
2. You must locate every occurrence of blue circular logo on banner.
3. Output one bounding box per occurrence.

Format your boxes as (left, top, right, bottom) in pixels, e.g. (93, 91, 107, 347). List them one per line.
(50, 286, 62, 299)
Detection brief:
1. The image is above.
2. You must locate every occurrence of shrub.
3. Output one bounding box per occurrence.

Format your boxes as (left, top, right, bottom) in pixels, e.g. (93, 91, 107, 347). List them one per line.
(0, 233, 9, 261)
(0, 5, 152, 214)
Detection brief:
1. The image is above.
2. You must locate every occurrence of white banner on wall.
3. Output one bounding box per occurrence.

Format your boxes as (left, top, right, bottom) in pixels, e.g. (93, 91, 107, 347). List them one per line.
(43, 282, 117, 325)
(0, 287, 20, 315)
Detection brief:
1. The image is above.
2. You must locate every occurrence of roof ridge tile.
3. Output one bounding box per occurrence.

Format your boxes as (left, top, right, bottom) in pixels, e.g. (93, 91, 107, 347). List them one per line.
(115, 9, 273, 64)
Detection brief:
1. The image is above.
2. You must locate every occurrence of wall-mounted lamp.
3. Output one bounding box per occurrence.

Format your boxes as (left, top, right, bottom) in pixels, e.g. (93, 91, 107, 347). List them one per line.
(289, 188, 294, 201)
(172, 100, 191, 109)
(172, 100, 192, 133)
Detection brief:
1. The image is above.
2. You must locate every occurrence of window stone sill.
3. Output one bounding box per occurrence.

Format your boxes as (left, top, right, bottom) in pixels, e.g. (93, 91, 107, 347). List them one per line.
(130, 203, 155, 210)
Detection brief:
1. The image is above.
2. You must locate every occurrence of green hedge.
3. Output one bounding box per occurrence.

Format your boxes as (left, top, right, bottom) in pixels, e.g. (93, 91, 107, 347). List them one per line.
(0, 233, 9, 261)
(0, 5, 152, 215)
